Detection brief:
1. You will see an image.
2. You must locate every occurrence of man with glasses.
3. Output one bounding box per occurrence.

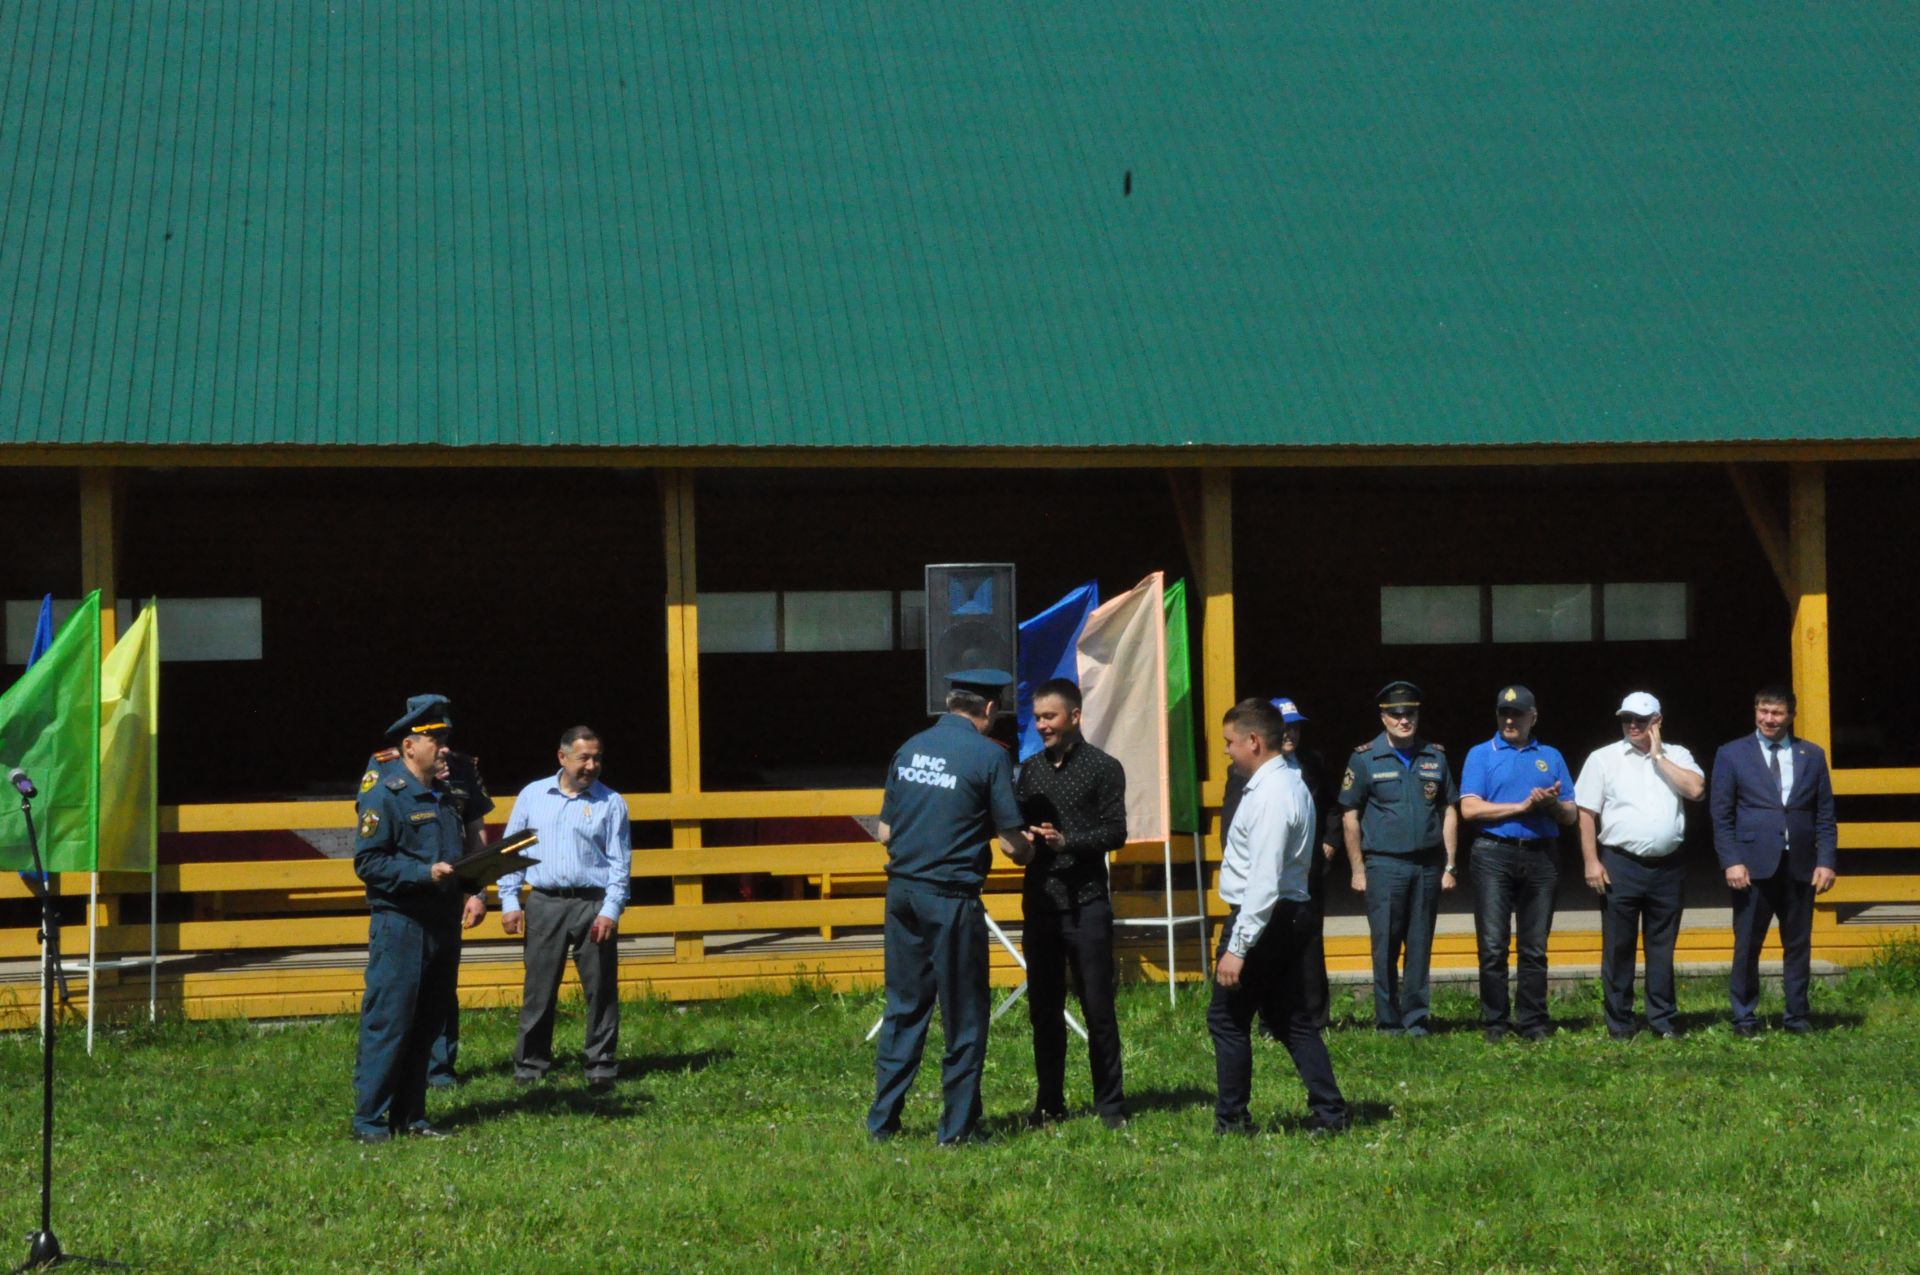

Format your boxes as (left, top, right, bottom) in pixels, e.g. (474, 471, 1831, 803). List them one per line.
(1460, 685, 1579, 1042)
(1710, 686, 1838, 1037)
(1338, 681, 1458, 1036)
(1574, 692, 1706, 1040)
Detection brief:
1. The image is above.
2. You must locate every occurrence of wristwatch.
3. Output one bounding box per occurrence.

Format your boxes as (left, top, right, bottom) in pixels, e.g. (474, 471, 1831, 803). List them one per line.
(1443, 863, 1457, 876)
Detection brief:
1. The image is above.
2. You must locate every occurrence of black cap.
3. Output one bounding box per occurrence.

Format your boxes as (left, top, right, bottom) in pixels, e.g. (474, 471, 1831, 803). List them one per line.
(1376, 681, 1422, 710)
(386, 694, 453, 740)
(1495, 684, 1537, 713)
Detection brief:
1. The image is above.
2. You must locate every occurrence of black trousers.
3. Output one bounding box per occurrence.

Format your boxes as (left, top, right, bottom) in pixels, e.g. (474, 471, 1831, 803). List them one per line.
(1470, 838, 1559, 1032)
(1208, 903, 1345, 1129)
(1599, 847, 1685, 1035)
(1729, 868, 1816, 1030)
(512, 889, 621, 1082)
(1025, 895, 1125, 1119)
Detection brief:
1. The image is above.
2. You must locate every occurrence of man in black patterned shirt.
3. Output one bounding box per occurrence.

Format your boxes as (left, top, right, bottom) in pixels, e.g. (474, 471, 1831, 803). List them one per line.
(1017, 678, 1130, 1129)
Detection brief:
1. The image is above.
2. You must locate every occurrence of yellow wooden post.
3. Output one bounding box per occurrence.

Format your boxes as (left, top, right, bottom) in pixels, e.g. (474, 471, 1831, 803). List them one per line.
(79, 468, 121, 655)
(1197, 469, 1234, 946)
(661, 472, 706, 963)
(1788, 463, 1830, 753)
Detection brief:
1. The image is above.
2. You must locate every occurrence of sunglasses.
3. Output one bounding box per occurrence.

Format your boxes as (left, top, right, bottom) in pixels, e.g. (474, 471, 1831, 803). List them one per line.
(1619, 714, 1654, 727)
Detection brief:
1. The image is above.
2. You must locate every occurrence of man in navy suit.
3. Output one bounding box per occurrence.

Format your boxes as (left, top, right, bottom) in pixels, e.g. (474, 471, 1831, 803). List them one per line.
(1709, 686, 1838, 1037)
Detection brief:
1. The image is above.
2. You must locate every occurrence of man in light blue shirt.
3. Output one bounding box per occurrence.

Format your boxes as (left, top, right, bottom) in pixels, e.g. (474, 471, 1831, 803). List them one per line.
(498, 726, 631, 1091)
(1208, 699, 1347, 1137)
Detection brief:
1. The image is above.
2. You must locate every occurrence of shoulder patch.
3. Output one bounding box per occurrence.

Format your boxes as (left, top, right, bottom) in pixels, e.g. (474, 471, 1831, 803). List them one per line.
(372, 747, 400, 763)
(358, 809, 381, 839)
(1352, 743, 1370, 754)
(358, 769, 380, 794)
(384, 775, 409, 792)
(1430, 743, 1446, 753)
(1341, 767, 1355, 792)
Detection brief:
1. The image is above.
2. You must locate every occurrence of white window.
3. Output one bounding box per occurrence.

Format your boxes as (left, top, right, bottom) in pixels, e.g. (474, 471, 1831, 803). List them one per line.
(7, 597, 264, 662)
(783, 591, 894, 653)
(1603, 582, 1688, 641)
(697, 592, 778, 654)
(1491, 584, 1592, 643)
(1380, 586, 1483, 645)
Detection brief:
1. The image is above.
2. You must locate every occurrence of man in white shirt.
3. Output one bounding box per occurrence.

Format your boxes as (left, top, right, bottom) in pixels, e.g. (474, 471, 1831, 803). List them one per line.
(1209, 699, 1348, 1136)
(1574, 692, 1706, 1040)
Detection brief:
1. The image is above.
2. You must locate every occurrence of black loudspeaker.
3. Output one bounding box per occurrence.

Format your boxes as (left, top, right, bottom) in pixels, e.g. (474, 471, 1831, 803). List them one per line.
(924, 563, 1016, 715)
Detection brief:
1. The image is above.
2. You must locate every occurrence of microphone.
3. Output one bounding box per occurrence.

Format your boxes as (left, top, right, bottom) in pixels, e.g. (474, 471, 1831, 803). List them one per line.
(8, 768, 36, 798)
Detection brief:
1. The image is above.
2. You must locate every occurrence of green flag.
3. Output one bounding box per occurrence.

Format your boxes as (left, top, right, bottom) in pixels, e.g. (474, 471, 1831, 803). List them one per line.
(1164, 579, 1199, 834)
(0, 592, 101, 873)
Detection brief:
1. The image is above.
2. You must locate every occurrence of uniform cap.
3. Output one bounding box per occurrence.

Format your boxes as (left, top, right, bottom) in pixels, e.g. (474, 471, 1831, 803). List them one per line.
(946, 668, 1014, 699)
(1616, 691, 1661, 718)
(1376, 681, 1422, 710)
(1269, 696, 1308, 723)
(386, 694, 453, 739)
(1495, 684, 1537, 713)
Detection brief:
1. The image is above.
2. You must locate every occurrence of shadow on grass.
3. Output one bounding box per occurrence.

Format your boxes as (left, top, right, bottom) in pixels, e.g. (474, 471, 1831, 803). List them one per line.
(1271, 1100, 1394, 1135)
(438, 1083, 655, 1130)
(460, 1047, 733, 1084)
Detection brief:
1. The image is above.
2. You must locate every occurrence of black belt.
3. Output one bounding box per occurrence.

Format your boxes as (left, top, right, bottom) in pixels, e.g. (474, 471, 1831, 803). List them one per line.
(1479, 833, 1554, 848)
(533, 885, 606, 900)
(1600, 845, 1681, 863)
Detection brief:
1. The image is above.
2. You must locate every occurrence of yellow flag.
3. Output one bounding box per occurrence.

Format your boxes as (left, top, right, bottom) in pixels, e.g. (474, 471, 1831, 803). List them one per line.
(98, 604, 159, 873)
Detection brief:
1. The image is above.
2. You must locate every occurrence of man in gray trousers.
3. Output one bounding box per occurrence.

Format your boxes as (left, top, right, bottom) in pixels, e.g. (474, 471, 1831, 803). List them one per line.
(497, 726, 631, 1092)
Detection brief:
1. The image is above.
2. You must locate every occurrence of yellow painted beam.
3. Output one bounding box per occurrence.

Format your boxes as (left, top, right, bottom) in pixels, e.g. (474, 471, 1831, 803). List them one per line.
(661, 470, 706, 963)
(1831, 768, 1920, 797)
(1725, 463, 1792, 603)
(78, 468, 121, 654)
(1197, 468, 1234, 793)
(1789, 462, 1831, 752)
(1819, 875, 1920, 904)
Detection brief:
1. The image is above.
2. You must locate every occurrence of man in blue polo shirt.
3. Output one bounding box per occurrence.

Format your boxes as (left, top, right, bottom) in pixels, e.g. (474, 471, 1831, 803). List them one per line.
(1460, 685, 1579, 1042)
(867, 669, 1033, 1146)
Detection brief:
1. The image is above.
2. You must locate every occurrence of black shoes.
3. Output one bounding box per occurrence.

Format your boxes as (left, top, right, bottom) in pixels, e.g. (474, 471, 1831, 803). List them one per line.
(404, 1124, 450, 1139)
(1304, 1115, 1351, 1139)
(1483, 1027, 1509, 1044)
(1100, 1113, 1130, 1131)
(351, 1129, 391, 1146)
(1732, 1022, 1760, 1039)
(587, 1077, 617, 1095)
(1213, 1116, 1256, 1137)
(1025, 1107, 1068, 1130)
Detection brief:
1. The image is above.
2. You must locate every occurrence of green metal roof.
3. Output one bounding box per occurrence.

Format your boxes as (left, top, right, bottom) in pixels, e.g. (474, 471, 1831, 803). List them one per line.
(2, 3, 1916, 450)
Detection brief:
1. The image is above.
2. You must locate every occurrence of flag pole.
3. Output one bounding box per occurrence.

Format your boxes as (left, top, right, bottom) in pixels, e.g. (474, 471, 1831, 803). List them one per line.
(86, 873, 98, 1055)
(148, 874, 157, 1024)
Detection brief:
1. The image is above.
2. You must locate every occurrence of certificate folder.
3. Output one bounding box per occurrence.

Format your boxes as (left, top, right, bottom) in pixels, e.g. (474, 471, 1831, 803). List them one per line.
(451, 829, 540, 886)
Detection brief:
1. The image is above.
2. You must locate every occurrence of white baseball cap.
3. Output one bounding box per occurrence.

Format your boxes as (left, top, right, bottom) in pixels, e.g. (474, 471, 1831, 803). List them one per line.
(1616, 691, 1661, 718)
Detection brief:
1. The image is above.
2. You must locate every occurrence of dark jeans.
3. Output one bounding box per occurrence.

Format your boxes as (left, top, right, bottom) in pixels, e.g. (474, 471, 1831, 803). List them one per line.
(1025, 896, 1126, 1119)
(1362, 849, 1444, 1030)
(1470, 838, 1559, 1032)
(1208, 903, 1346, 1130)
(1729, 869, 1816, 1030)
(512, 889, 621, 1082)
(868, 885, 989, 1144)
(353, 910, 459, 1137)
(1599, 848, 1685, 1035)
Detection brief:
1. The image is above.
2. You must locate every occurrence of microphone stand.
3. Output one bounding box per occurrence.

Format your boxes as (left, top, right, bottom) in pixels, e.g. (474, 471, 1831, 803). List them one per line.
(12, 790, 122, 1273)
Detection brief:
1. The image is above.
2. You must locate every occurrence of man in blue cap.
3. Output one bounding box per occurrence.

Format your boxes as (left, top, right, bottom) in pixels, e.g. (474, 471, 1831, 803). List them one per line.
(359, 694, 494, 1086)
(867, 669, 1033, 1145)
(349, 696, 468, 1142)
(1460, 684, 1578, 1042)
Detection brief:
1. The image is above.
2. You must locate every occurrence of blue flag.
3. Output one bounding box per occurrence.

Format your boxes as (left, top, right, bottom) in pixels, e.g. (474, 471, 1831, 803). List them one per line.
(1015, 581, 1099, 762)
(26, 594, 54, 667)
(18, 594, 56, 891)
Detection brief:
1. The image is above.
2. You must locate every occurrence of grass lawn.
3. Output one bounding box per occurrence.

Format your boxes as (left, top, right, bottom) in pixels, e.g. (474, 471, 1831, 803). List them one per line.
(3, 950, 1919, 1274)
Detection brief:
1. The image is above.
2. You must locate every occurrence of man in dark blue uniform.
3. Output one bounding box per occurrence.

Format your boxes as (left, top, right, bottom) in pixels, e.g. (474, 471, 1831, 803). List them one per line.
(359, 694, 494, 1086)
(350, 697, 467, 1143)
(867, 670, 1033, 1145)
(1338, 681, 1459, 1036)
